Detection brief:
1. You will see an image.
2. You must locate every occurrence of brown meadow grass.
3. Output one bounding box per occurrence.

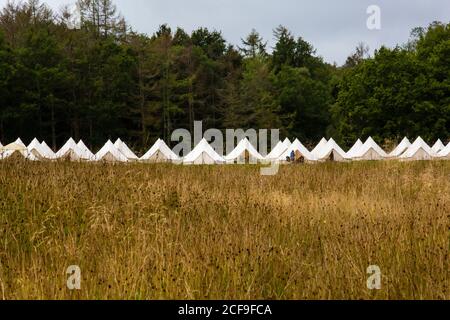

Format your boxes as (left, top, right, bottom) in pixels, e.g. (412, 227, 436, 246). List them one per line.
(0, 160, 448, 300)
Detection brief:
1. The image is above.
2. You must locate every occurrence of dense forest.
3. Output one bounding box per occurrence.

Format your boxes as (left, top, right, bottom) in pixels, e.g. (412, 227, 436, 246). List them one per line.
(0, 0, 448, 152)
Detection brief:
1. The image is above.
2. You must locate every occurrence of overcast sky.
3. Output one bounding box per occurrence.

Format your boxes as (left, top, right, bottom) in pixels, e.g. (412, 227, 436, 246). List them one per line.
(1, 0, 449, 65)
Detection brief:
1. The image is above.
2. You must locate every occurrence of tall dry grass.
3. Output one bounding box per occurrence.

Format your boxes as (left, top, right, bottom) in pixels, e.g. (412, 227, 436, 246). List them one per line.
(0, 160, 448, 300)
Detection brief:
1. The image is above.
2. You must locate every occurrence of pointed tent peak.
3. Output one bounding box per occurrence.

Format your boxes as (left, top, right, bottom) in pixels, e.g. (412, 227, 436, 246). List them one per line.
(77, 140, 95, 159)
(41, 141, 53, 151)
(311, 138, 329, 156)
(280, 139, 315, 161)
(114, 139, 138, 160)
(353, 139, 364, 147)
(283, 138, 291, 145)
(353, 137, 387, 159)
(327, 138, 337, 144)
(56, 138, 85, 160)
(27, 139, 52, 159)
(389, 137, 412, 157)
(412, 136, 428, 146)
(96, 140, 129, 162)
(315, 139, 348, 161)
(432, 139, 445, 152)
(141, 139, 179, 162)
(438, 143, 450, 157)
(364, 137, 384, 149)
(15, 138, 26, 147)
(400, 137, 411, 144)
(225, 138, 263, 162)
(400, 137, 436, 159)
(27, 138, 42, 148)
(77, 139, 91, 150)
(365, 137, 377, 144)
(27, 139, 43, 153)
(40, 141, 56, 158)
(183, 138, 225, 164)
(346, 139, 364, 158)
(266, 140, 289, 160)
(59, 137, 79, 150)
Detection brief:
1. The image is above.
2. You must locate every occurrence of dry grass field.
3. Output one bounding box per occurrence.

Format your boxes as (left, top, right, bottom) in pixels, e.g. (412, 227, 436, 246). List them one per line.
(0, 160, 448, 300)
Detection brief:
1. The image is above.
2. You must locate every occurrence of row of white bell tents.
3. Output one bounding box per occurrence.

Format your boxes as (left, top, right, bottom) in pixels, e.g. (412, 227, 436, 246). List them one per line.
(347, 137, 449, 161)
(1, 136, 449, 163)
(0, 138, 39, 161)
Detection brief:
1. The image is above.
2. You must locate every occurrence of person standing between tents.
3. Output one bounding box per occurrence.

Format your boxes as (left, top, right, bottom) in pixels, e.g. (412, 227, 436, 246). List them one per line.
(290, 150, 295, 162)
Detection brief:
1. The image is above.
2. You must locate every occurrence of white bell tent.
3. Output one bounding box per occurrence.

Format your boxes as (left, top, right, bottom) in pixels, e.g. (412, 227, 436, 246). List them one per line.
(183, 138, 225, 165)
(315, 138, 349, 162)
(27, 138, 54, 160)
(389, 137, 411, 158)
(114, 138, 139, 161)
(225, 138, 264, 164)
(346, 139, 363, 159)
(352, 137, 387, 161)
(266, 139, 291, 160)
(399, 137, 436, 161)
(56, 138, 86, 161)
(0, 139, 38, 161)
(311, 138, 328, 157)
(77, 140, 96, 161)
(431, 139, 445, 153)
(279, 139, 315, 162)
(141, 139, 179, 163)
(437, 143, 450, 159)
(95, 140, 129, 162)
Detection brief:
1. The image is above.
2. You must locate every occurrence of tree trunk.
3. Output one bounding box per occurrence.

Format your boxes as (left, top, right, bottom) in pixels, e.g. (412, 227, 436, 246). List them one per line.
(51, 102, 56, 151)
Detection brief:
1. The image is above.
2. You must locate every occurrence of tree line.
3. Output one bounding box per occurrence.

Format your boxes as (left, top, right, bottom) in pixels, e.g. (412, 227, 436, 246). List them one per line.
(0, 0, 448, 152)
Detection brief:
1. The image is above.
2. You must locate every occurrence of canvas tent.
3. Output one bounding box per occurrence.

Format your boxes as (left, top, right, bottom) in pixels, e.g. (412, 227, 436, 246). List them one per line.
(114, 139, 139, 161)
(225, 138, 264, 164)
(315, 138, 349, 162)
(311, 138, 328, 157)
(266, 139, 291, 160)
(0, 139, 38, 161)
(27, 138, 54, 160)
(346, 139, 363, 158)
(352, 137, 387, 161)
(56, 138, 86, 161)
(15, 138, 26, 147)
(437, 143, 450, 159)
(95, 140, 129, 162)
(279, 139, 315, 162)
(431, 139, 445, 153)
(183, 138, 225, 165)
(77, 140, 95, 161)
(283, 138, 292, 146)
(41, 141, 56, 159)
(389, 137, 411, 158)
(141, 139, 179, 163)
(399, 137, 436, 161)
